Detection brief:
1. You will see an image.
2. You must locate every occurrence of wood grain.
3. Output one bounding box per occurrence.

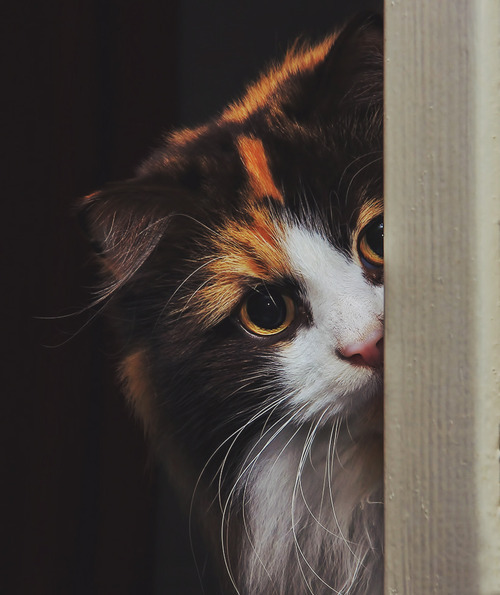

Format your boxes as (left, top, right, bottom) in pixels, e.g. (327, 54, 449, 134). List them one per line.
(384, 1, 500, 593)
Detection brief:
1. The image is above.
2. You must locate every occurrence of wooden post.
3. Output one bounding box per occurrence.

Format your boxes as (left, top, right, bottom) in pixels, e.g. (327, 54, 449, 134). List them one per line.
(384, 1, 500, 593)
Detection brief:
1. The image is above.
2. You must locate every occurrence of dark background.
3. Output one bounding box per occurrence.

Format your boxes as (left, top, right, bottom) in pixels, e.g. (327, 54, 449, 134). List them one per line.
(3, 1, 382, 593)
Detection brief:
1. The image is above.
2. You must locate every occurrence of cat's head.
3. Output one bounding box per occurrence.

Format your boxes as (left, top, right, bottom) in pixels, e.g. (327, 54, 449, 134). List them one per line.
(80, 13, 383, 461)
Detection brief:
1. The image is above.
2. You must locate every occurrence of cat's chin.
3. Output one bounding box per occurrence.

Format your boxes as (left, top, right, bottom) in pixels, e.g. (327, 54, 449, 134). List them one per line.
(342, 374, 383, 418)
(350, 386, 384, 435)
(310, 387, 383, 439)
(288, 367, 383, 427)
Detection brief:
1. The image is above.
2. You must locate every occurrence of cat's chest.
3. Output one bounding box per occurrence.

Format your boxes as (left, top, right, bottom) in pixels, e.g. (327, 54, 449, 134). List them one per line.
(236, 424, 384, 594)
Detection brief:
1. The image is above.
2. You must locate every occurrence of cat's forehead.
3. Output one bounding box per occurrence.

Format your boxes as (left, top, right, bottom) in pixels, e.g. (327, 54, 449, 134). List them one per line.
(169, 126, 382, 329)
(138, 21, 383, 219)
(236, 136, 284, 205)
(229, 128, 383, 263)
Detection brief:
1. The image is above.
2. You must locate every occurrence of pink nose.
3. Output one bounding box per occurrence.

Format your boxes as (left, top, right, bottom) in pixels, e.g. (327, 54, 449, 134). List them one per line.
(337, 329, 384, 368)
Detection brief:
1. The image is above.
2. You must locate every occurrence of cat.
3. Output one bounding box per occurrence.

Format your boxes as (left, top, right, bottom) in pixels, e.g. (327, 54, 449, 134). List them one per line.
(81, 12, 384, 595)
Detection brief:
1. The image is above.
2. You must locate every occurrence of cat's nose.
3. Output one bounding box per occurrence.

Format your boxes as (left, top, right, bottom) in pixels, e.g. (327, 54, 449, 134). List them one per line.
(337, 329, 384, 368)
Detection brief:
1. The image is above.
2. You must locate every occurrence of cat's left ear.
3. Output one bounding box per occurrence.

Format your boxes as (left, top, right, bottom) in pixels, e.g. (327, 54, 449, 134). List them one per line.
(290, 12, 383, 119)
(323, 12, 383, 108)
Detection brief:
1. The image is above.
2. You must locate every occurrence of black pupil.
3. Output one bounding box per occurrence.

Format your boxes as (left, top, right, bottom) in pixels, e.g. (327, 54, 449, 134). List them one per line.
(364, 216, 384, 257)
(246, 288, 286, 330)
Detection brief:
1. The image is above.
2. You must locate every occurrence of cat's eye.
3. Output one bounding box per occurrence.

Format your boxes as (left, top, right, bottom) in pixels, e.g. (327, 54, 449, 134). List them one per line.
(239, 286, 295, 336)
(358, 215, 384, 268)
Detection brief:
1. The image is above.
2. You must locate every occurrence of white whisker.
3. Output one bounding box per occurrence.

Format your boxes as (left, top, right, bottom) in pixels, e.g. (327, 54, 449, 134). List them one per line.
(291, 415, 342, 594)
(344, 156, 382, 207)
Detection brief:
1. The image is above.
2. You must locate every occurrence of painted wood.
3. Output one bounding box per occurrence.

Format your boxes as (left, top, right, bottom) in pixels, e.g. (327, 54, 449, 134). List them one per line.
(384, 1, 500, 593)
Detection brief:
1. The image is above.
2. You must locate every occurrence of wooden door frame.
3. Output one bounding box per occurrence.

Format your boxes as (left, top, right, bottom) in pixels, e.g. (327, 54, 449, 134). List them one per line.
(384, 2, 500, 592)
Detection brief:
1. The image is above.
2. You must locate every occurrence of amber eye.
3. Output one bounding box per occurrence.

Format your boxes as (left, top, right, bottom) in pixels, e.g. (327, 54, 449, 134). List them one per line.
(358, 215, 384, 268)
(240, 286, 295, 336)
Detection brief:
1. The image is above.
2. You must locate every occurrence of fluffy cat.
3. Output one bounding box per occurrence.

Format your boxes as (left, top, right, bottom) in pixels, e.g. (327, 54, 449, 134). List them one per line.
(81, 12, 384, 595)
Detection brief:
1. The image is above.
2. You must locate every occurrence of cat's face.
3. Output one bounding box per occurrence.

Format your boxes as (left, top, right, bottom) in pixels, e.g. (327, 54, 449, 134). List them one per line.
(274, 221, 383, 422)
(81, 14, 383, 466)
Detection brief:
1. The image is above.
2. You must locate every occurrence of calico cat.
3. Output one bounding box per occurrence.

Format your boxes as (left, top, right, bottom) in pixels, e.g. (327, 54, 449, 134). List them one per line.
(81, 12, 384, 595)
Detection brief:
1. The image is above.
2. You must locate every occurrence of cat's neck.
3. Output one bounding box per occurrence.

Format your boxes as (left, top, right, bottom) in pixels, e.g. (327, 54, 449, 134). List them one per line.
(228, 415, 384, 594)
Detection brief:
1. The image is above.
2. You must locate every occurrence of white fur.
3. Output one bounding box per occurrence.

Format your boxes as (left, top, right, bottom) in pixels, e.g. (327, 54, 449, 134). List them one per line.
(237, 423, 383, 594)
(231, 224, 384, 594)
(279, 224, 384, 421)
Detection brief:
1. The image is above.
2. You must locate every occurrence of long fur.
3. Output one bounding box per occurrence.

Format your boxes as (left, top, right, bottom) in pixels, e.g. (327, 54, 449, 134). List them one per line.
(80, 13, 384, 594)
(237, 421, 383, 595)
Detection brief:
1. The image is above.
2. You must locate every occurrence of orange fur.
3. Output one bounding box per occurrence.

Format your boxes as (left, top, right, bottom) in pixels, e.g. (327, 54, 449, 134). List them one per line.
(237, 136, 283, 203)
(352, 198, 383, 263)
(190, 207, 291, 328)
(221, 36, 335, 123)
(120, 350, 156, 436)
(168, 125, 209, 146)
